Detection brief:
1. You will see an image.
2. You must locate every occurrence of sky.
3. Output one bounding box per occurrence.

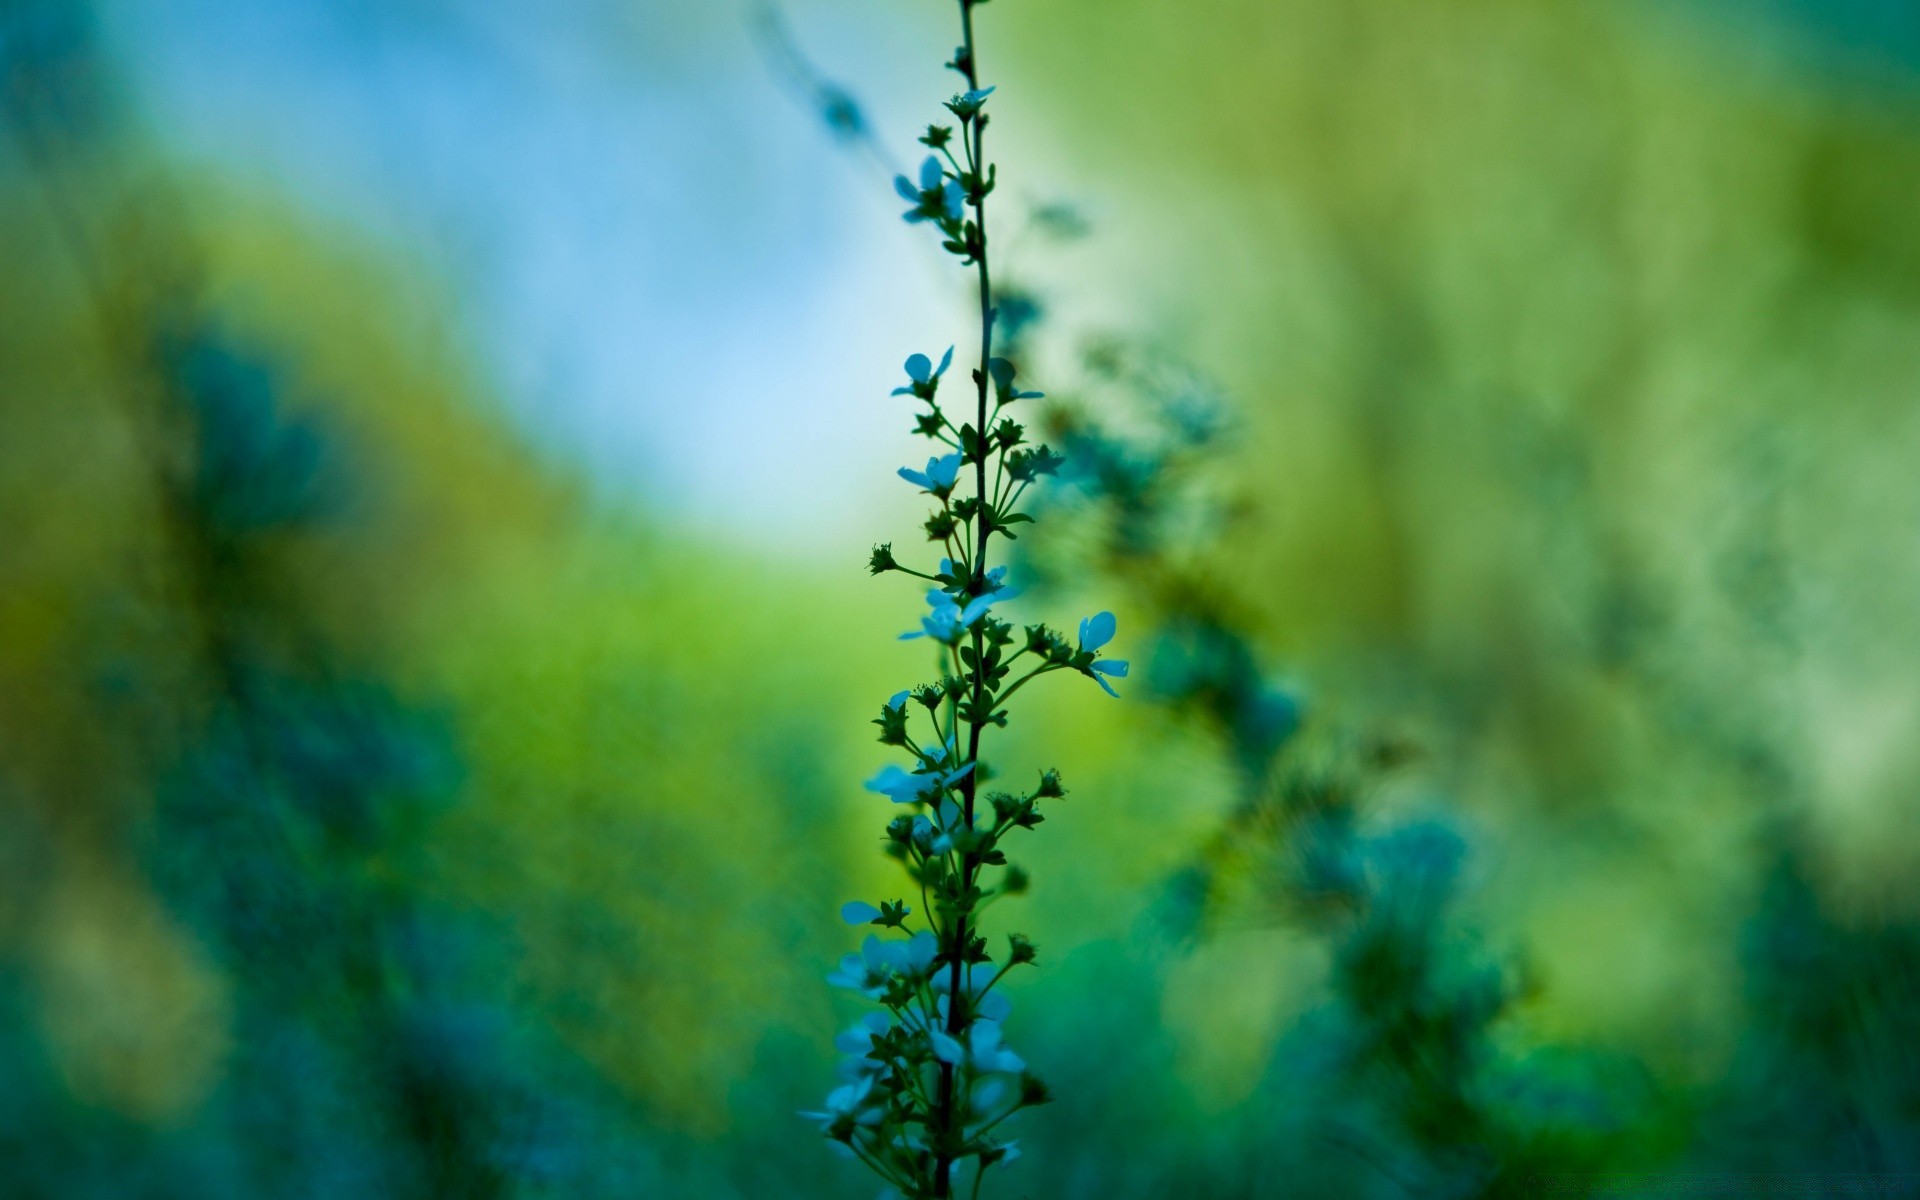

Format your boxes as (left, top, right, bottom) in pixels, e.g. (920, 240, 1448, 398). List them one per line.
(102, 0, 980, 554)
(97, 0, 1918, 553)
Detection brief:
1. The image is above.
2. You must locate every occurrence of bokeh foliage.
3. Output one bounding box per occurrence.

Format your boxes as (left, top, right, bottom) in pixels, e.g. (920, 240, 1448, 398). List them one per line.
(5, 0, 1920, 1195)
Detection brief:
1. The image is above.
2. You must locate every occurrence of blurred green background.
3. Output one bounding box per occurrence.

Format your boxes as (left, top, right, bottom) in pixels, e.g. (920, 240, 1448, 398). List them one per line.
(5, 0, 1920, 1196)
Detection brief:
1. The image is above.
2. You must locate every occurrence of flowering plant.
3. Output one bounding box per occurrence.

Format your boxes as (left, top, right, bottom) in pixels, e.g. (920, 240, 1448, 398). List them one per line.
(804, 3, 1126, 1196)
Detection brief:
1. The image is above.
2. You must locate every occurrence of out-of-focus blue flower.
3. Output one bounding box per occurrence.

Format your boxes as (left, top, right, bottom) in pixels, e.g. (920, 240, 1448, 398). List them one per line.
(971, 1076, 1010, 1116)
(965, 1021, 1025, 1074)
(933, 964, 1012, 1023)
(929, 1019, 1024, 1074)
(841, 900, 882, 925)
(865, 763, 935, 804)
(910, 798, 971, 856)
(865, 739, 973, 804)
(833, 1011, 892, 1057)
(937, 986, 1011, 1026)
(986, 357, 1044, 402)
(909, 813, 947, 856)
(894, 931, 940, 975)
(929, 1028, 963, 1064)
(826, 948, 885, 998)
(899, 453, 963, 493)
(894, 155, 941, 214)
(799, 1074, 884, 1128)
(920, 793, 977, 855)
(922, 741, 975, 784)
(1367, 818, 1467, 904)
(895, 155, 964, 224)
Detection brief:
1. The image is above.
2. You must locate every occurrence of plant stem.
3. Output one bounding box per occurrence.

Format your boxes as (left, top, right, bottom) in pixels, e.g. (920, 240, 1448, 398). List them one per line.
(991, 663, 1056, 711)
(935, 2, 993, 1194)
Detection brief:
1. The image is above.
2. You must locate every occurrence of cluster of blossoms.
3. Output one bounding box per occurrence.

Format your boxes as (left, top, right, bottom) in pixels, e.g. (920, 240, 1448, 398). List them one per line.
(806, 4, 1127, 1197)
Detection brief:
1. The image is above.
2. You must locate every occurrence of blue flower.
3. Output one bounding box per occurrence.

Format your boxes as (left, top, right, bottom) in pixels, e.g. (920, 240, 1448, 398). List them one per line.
(900, 584, 1013, 643)
(899, 787, 976, 855)
(898, 453, 962, 493)
(929, 1028, 962, 1064)
(890, 931, 940, 976)
(1073, 610, 1128, 696)
(1090, 658, 1130, 698)
(946, 86, 996, 120)
(936, 986, 1011, 1026)
(968, 1021, 1026, 1074)
(934, 561, 1015, 594)
(909, 813, 947, 856)
(927, 749, 977, 800)
(926, 793, 977, 855)
(921, 739, 973, 778)
(1078, 611, 1117, 651)
(893, 347, 955, 395)
(929, 1019, 1024, 1075)
(822, 958, 866, 995)
(867, 738, 973, 806)
(970, 1076, 1011, 1116)
(933, 963, 1012, 1023)
(825, 944, 884, 998)
(826, 933, 938, 996)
